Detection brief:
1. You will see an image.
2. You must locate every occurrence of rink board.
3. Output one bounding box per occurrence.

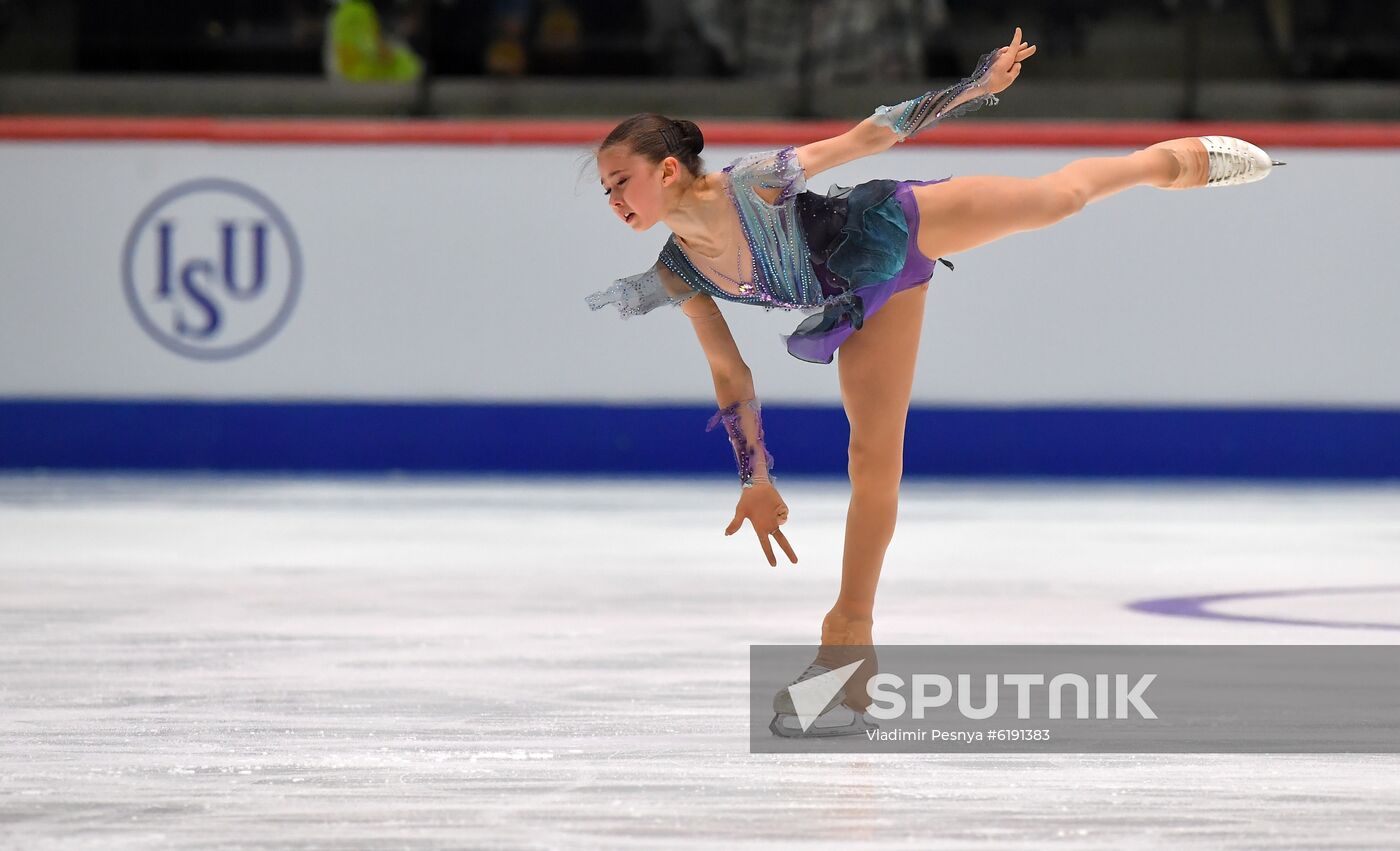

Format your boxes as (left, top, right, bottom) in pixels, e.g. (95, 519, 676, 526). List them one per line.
(1, 120, 1396, 476)
(3, 399, 1398, 478)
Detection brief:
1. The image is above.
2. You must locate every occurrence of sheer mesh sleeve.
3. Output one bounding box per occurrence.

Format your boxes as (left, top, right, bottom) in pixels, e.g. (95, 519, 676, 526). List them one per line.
(723, 146, 808, 205)
(585, 260, 698, 318)
(870, 48, 1002, 142)
(705, 397, 775, 487)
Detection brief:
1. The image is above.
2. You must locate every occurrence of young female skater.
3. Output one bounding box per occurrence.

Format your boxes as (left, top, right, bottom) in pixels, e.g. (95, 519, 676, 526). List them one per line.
(586, 27, 1283, 735)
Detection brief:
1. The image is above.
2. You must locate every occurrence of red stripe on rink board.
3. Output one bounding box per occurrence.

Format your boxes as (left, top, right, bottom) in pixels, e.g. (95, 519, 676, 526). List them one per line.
(0, 115, 1399, 147)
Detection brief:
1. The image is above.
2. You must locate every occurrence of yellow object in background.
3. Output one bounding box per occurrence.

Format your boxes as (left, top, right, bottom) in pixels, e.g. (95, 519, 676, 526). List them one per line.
(327, 0, 422, 83)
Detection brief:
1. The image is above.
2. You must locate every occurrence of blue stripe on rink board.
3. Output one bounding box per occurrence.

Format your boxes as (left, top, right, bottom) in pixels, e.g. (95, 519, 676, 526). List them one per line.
(1, 399, 1398, 480)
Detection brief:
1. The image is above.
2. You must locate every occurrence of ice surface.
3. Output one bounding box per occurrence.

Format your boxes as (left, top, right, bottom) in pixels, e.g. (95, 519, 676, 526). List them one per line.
(2, 473, 1399, 849)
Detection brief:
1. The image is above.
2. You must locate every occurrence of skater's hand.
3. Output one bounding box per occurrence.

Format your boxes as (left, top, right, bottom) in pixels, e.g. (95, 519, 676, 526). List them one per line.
(725, 482, 797, 567)
(983, 27, 1036, 95)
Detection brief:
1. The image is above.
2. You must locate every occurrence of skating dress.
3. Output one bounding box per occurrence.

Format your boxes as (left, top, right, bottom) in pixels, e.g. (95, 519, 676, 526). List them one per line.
(585, 145, 956, 365)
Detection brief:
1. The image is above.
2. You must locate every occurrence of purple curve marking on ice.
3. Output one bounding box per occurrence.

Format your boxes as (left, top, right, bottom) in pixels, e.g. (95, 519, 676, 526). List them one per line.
(1126, 584, 1400, 632)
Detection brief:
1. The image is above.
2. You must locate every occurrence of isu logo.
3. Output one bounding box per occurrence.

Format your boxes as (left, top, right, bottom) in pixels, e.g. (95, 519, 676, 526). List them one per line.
(122, 178, 302, 360)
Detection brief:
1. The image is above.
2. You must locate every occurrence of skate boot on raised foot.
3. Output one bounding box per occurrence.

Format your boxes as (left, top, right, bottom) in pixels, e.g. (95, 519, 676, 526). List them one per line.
(1146, 136, 1287, 189)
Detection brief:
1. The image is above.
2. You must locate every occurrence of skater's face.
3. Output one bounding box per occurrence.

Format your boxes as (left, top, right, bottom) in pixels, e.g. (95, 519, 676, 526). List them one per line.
(597, 145, 677, 232)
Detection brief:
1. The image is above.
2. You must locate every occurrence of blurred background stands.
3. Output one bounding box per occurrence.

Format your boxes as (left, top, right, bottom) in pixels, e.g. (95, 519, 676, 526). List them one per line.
(0, 0, 1397, 120)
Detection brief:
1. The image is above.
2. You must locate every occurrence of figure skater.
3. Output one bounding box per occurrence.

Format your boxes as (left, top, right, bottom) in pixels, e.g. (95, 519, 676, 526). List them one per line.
(586, 27, 1284, 736)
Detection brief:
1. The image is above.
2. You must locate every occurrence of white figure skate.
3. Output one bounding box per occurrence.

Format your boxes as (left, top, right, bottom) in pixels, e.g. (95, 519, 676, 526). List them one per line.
(770, 662, 880, 738)
(1146, 135, 1287, 189)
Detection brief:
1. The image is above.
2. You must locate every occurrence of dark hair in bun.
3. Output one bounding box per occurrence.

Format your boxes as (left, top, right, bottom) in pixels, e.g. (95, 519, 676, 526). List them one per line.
(671, 118, 704, 156)
(597, 113, 705, 176)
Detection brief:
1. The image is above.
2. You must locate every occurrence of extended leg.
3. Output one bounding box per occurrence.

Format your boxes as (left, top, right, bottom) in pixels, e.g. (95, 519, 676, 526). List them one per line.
(911, 148, 1179, 260)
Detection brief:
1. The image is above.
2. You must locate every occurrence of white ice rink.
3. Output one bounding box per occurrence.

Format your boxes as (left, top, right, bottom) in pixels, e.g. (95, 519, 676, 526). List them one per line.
(3, 473, 1400, 849)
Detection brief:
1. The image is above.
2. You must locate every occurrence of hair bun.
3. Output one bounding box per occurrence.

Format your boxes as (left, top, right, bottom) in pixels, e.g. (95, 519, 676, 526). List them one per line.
(671, 118, 704, 155)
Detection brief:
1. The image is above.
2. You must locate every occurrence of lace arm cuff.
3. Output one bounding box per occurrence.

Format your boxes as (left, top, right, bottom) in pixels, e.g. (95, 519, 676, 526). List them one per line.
(705, 397, 775, 488)
(870, 48, 1001, 142)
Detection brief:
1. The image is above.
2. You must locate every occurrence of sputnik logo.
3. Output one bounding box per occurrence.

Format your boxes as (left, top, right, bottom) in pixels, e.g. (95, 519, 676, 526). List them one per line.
(786, 660, 864, 732)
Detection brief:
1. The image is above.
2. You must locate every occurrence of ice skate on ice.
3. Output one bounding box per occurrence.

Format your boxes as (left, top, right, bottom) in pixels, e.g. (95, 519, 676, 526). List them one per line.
(770, 702, 880, 738)
(769, 660, 880, 738)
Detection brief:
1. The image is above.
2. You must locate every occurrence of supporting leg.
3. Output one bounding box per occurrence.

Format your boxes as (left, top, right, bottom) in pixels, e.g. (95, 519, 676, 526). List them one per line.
(819, 281, 929, 710)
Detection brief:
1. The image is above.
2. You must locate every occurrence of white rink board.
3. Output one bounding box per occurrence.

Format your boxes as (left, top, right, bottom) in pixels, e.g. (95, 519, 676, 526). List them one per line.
(0, 141, 1395, 405)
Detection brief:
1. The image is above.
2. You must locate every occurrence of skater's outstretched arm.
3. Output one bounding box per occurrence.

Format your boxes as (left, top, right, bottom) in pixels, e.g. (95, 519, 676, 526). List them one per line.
(795, 27, 1036, 182)
(792, 120, 900, 183)
(680, 288, 797, 567)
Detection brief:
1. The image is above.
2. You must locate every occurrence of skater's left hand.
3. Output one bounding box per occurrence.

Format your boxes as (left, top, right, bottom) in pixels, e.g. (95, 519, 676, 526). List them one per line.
(984, 27, 1036, 95)
(725, 482, 798, 567)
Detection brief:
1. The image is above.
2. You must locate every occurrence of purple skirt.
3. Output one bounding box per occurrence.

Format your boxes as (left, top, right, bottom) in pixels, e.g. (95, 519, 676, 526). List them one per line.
(782, 176, 953, 365)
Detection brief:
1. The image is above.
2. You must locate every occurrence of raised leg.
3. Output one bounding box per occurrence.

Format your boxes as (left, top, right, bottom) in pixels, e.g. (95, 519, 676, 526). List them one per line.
(912, 148, 1179, 260)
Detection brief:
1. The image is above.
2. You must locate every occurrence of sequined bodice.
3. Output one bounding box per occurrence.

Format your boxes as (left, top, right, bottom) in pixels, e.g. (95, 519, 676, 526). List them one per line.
(658, 147, 826, 311)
